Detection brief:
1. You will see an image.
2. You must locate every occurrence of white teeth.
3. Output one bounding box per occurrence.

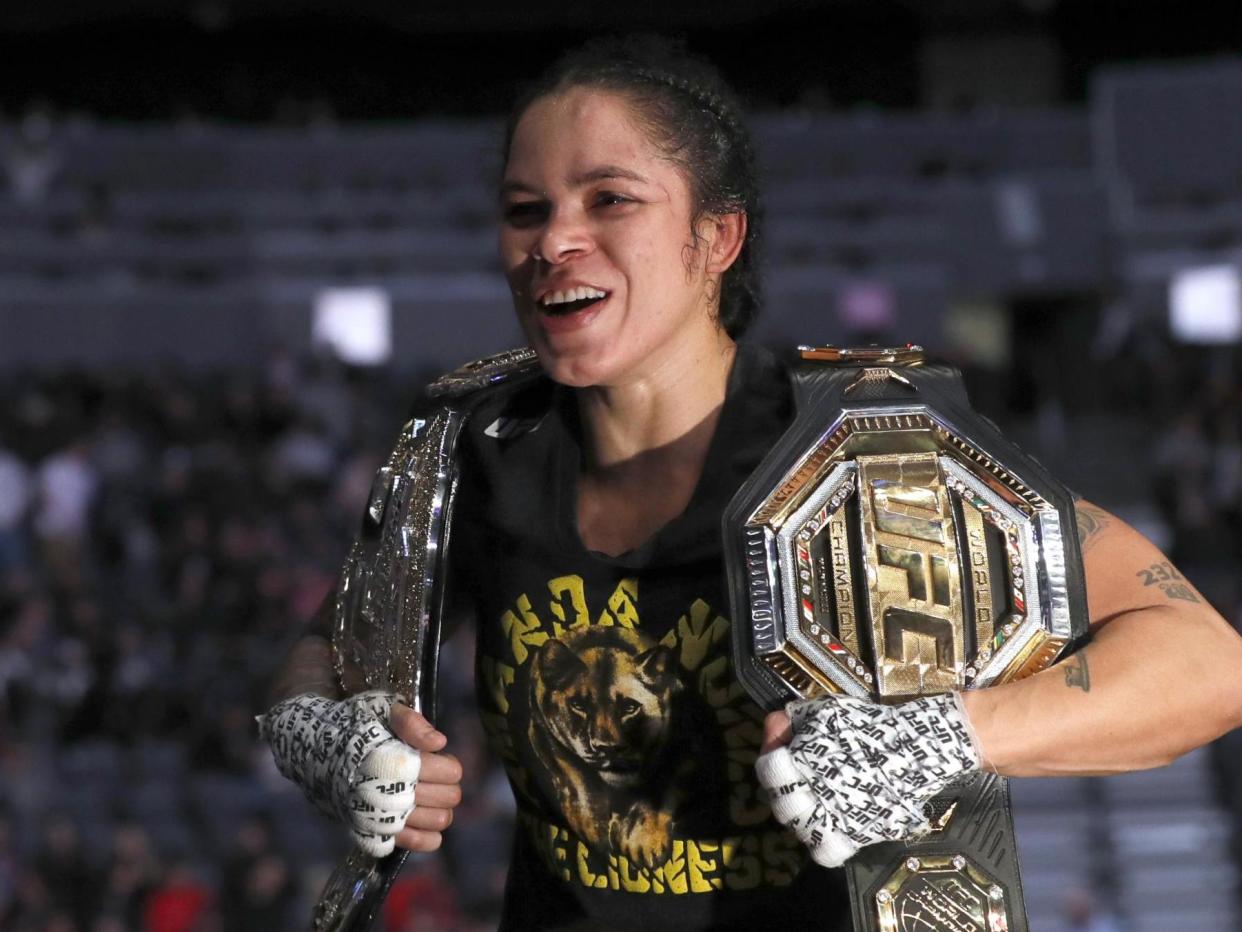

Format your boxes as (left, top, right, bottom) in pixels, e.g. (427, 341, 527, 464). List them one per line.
(540, 286, 607, 307)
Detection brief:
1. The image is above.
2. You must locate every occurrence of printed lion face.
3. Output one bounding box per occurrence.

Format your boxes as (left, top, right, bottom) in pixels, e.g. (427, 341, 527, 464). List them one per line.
(531, 627, 680, 788)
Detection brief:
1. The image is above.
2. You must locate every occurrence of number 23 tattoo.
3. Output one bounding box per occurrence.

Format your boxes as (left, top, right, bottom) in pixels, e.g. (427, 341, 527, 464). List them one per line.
(1136, 561, 1201, 603)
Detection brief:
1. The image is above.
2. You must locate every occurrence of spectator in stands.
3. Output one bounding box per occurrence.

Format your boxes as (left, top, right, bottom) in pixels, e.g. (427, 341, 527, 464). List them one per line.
(142, 859, 214, 932)
(0, 445, 31, 580)
(219, 815, 298, 929)
(1, 867, 57, 931)
(94, 823, 158, 928)
(34, 816, 101, 929)
(2, 103, 61, 206)
(0, 591, 51, 741)
(266, 414, 338, 492)
(34, 439, 99, 586)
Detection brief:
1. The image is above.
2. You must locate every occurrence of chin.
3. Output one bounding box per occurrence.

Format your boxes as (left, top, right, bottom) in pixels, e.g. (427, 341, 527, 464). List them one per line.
(540, 361, 606, 388)
(528, 341, 619, 389)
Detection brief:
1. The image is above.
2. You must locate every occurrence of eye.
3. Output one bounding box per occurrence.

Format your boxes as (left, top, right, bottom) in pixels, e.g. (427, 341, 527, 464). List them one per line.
(619, 698, 643, 719)
(568, 696, 590, 716)
(593, 191, 635, 209)
(501, 200, 548, 227)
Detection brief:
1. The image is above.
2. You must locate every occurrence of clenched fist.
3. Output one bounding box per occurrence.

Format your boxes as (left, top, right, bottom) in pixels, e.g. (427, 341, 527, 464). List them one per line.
(755, 693, 983, 867)
(261, 691, 423, 857)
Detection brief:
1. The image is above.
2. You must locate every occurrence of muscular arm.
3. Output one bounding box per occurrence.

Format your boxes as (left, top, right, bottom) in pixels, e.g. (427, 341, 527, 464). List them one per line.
(961, 500, 1242, 777)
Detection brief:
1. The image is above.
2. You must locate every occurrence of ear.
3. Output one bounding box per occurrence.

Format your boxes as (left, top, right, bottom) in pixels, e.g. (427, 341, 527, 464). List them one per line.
(535, 638, 586, 689)
(635, 644, 676, 688)
(699, 211, 747, 276)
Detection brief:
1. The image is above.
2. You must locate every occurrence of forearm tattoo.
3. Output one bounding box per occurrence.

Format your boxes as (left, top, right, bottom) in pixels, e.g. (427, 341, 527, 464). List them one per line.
(1062, 652, 1091, 692)
(1135, 561, 1202, 604)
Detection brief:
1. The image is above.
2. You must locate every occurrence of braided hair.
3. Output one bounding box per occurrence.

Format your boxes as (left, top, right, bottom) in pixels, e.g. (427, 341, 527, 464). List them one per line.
(502, 36, 763, 339)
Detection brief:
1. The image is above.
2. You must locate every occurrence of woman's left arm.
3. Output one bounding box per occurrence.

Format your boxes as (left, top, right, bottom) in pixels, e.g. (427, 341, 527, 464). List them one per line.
(962, 500, 1242, 777)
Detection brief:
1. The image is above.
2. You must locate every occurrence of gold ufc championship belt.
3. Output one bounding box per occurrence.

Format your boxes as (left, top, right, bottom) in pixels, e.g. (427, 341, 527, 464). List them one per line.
(724, 345, 1089, 932)
(313, 349, 541, 932)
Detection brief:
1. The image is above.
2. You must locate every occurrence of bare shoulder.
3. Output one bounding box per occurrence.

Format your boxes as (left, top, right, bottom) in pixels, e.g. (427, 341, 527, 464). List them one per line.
(1074, 499, 1211, 627)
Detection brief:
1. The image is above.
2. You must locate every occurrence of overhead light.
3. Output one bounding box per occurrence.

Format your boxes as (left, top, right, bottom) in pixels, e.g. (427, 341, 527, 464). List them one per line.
(1169, 264, 1241, 344)
(312, 287, 393, 366)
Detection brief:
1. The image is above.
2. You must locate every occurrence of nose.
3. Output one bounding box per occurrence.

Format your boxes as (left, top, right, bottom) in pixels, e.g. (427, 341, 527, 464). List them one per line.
(590, 714, 622, 753)
(534, 206, 593, 265)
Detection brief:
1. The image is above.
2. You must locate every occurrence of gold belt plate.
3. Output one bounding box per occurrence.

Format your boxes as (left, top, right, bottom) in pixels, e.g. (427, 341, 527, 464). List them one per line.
(740, 407, 1075, 702)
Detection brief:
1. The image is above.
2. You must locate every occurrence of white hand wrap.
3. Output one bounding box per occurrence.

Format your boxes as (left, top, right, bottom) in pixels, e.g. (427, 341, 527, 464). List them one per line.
(755, 692, 981, 868)
(260, 691, 421, 857)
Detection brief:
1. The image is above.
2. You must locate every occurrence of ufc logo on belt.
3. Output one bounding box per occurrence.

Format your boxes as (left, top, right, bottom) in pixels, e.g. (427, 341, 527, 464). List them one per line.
(858, 453, 966, 699)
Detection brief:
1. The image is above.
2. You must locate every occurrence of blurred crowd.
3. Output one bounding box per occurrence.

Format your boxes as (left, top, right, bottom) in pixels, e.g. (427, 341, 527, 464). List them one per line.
(0, 350, 512, 930)
(0, 338, 1240, 931)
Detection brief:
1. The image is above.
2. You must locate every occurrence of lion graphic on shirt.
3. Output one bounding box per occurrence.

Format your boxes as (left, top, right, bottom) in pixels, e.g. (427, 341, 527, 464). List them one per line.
(527, 625, 690, 868)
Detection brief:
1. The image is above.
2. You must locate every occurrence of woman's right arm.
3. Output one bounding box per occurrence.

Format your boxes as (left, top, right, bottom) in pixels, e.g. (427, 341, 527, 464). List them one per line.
(264, 591, 465, 854)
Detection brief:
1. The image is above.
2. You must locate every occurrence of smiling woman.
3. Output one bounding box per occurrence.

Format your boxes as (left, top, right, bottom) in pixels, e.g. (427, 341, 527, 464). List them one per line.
(500, 89, 742, 390)
(501, 38, 762, 326)
(497, 67, 754, 398)
(447, 39, 865, 930)
(261, 34, 1242, 932)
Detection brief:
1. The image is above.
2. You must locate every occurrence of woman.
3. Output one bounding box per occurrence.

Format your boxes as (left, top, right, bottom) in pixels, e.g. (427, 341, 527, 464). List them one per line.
(263, 37, 1242, 931)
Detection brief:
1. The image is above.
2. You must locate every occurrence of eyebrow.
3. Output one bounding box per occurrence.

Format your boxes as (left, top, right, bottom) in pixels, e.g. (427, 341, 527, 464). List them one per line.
(572, 165, 650, 186)
(499, 165, 651, 198)
(499, 179, 541, 198)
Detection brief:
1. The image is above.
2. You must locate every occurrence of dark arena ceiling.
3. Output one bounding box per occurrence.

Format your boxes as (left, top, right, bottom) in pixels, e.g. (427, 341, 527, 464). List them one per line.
(1, 0, 1238, 118)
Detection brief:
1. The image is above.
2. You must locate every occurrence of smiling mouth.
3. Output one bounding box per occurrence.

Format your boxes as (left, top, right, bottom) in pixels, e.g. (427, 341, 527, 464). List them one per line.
(539, 286, 609, 317)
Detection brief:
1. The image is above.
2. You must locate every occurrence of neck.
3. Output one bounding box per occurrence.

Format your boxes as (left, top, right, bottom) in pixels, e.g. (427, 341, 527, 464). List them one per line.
(572, 328, 738, 556)
(576, 329, 737, 473)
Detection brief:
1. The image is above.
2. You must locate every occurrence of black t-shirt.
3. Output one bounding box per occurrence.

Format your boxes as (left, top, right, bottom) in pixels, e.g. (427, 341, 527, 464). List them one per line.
(451, 344, 850, 932)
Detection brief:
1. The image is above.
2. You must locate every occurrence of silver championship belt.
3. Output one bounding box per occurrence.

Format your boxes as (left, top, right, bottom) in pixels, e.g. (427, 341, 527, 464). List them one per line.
(313, 348, 541, 932)
(724, 345, 1089, 932)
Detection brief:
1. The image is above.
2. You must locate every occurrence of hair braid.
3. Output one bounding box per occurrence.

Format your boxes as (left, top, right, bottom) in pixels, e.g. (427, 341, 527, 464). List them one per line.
(631, 66, 757, 196)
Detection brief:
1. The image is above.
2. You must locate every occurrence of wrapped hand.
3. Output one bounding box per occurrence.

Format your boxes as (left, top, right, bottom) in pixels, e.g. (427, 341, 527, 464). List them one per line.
(755, 692, 982, 867)
(260, 691, 421, 857)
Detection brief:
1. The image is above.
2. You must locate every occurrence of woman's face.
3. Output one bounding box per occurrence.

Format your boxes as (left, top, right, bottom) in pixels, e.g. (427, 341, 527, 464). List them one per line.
(499, 88, 729, 388)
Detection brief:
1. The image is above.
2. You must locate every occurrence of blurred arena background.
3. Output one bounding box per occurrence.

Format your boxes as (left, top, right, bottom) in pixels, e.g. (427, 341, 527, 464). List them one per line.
(1, 1, 1241, 929)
